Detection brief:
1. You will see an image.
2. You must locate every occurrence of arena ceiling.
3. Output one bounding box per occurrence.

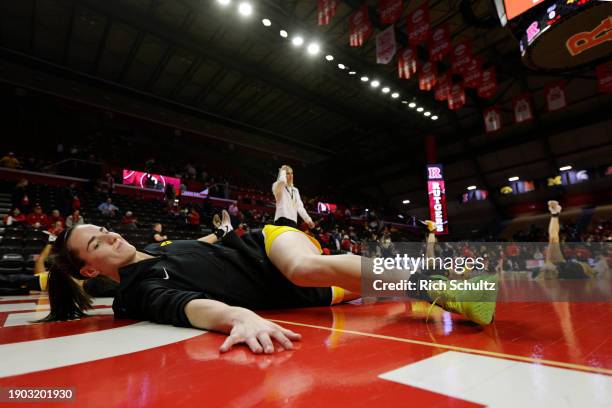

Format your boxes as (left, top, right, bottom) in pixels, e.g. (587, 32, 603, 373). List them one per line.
(0, 0, 610, 213)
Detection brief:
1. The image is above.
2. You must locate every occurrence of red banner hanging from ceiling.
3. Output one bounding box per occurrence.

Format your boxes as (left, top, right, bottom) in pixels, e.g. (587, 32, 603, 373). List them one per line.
(463, 57, 482, 88)
(477, 67, 497, 99)
(378, 0, 403, 24)
(545, 81, 567, 112)
(434, 71, 451, 101)
(349, 5, 373, 47)
(429, 24, 451, 62)
(397, 47, 418, 79)
(317, 0, 338, 25)
(513, 93, 534, 123)
(376, 25, 397, 64)
(426, 163, 449, 235)
(419, 61, 437, 91)
(448, 83, 466, 110)
(596, 61, 612, 93)
(483, 106, 502, 133)
(407, 3, 430, 46)
(451, 40, 472, 74)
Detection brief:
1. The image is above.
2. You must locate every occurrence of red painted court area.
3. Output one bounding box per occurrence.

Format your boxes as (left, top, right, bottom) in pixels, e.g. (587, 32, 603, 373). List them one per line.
(0, 291, 611, 407)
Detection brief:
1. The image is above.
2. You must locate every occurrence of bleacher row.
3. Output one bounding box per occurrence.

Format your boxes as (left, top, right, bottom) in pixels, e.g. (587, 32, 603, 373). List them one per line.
(0, 225, 47, 274)
(0, 181, 214, 275)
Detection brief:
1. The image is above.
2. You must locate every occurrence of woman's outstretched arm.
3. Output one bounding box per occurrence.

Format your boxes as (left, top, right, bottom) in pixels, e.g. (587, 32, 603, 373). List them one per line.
(184, 299, 301, 354)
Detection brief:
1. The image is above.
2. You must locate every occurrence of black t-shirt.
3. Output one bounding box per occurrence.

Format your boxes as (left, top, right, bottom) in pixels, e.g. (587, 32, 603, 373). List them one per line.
(113, 231, 332, 327)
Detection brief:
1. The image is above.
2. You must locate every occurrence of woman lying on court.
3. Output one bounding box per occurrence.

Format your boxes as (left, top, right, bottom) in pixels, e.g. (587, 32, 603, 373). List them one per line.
(41, 211, 497, 354)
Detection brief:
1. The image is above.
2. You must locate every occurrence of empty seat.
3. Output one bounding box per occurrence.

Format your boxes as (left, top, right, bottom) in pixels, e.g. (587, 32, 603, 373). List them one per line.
(0, 237, 23, 247)
(2, 229, 23, 239)
(24, 239, 46, 250)
(0, 253, 24, 274)
(25, 229, 47, 239)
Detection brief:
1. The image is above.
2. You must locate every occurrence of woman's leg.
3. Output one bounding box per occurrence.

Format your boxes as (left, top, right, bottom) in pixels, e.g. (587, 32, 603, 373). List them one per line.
(546, 201, 565, 264)
(267, 231, 364, 293)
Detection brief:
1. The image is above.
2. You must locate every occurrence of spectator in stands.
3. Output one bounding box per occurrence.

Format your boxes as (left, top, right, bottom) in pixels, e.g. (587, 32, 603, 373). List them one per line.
(65, 209, 84, 228)
(272, 165, 315, 229)
(341, 235, 352, 252)
(49, 209, 65, 228)
(0, 152, 20, 168)
(151, 223, 169, 243)
(164, 183, 176, 208)
(98, 198, 119, 217)
(48, 220, 65, 236)
(3, 208, 26, 226)
(187, 208, 200, 230)
(121, 211, 139, 229)
(27, 204, 50, 229)
(169, 203, 181, 217)
(235, 223, 246, 238)
(12, 179, 30, 213)
(105, 173, 116, 196)
(72, 195, 81, 211)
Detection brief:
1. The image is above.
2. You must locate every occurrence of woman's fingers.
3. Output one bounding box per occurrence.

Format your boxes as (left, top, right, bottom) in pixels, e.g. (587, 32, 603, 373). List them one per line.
(270, 330, 294, 350)
(256, 332, 275, 354)
(245, 336, 263, 354)
(220, 335, 241, 353)
(277, 326, 302, 340)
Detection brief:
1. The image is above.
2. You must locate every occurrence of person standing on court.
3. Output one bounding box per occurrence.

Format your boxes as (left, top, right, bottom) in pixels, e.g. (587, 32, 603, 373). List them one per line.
(272, 165, 315, 229)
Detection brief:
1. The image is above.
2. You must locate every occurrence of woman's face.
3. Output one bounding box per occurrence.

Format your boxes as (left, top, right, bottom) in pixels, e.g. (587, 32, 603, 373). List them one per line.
(286, 169, 294, 185)
(67, 224, 136, 278)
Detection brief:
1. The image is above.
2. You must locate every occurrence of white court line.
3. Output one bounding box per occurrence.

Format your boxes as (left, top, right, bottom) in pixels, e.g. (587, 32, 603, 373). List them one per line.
(0, 322, 205, 378)
(0, 295, 48, 301)
(92, 297, 113, 306)
(0, 298, 112, 314)
(3, 308, 114, 327)
(379, 351, 612, 408)
(0, 303, 42, 313)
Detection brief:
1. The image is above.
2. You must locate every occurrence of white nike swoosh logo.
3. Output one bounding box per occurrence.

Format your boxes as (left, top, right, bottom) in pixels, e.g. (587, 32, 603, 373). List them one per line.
(162, 267, 170, 280)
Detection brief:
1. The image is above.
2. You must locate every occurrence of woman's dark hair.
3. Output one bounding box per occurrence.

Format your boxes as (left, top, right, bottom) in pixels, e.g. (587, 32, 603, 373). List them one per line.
(38, 227, 93, 322)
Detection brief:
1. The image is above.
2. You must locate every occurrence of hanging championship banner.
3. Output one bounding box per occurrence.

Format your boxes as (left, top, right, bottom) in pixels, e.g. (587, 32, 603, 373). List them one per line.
(397, 47, 418, 79)
(407, 3, 431, 46)
(429, 24, 451, 62)
(419, 61, 437, 91)
(545, 81, 567, 111)
(378, 0, 403, 24)
(477, 67, 497, 99)
(426, 164, 448, 235)
(376, 25, 397, 64)
(434, 72, 451, 101)
(463, 57, 482, 88)
(317, 0, 338, 25)
(349, 5, 373, 47)
(513, 93, 534, 123)
(448, 83, 466, 110)
(596, 61, 612, 93)
(483, 106, 502, 133)
(451, 40, 472, 74)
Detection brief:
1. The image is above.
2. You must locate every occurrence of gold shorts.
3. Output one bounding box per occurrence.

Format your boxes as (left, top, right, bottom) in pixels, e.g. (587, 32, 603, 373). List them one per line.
(262, 224, 322, 256)
(261, 224, 345, 305)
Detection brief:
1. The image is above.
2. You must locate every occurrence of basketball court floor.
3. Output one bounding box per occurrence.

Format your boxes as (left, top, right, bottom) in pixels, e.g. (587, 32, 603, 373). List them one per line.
(0, 280, 611, 407)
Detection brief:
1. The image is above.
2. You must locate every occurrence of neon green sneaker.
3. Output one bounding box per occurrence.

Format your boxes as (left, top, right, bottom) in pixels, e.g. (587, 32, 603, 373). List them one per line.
(426, 274, 498, 325)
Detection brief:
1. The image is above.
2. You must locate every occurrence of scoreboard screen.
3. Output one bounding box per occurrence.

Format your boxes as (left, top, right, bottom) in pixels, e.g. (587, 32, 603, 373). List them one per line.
(505, 0, 547, 20)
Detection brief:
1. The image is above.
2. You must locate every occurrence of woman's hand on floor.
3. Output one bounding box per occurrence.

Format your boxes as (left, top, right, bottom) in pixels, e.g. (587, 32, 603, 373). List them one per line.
(220, 309, 301, 354)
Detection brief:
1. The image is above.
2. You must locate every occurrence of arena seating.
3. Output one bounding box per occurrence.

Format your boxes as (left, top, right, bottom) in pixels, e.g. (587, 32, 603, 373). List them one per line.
(0, 181, 212, 274)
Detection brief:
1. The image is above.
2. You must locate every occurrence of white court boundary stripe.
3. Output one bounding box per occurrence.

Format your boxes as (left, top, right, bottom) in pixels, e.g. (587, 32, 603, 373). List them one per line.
(0, 322, 205, 378)
(0, 303, 40, 313)
(0, 295, 48, 301)
(0, 298, 112, 314)
(379, 351, 612, 408)
(3, 308, 114, 327)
